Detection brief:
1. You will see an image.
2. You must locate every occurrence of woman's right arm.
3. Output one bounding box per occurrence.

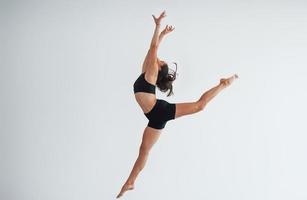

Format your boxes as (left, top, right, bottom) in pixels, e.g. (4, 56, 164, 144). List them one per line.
(141, 11, 165, 73)
(150, 11, 166, 48)
(141, 23, 161, 73)
(142, 11, 174, 73)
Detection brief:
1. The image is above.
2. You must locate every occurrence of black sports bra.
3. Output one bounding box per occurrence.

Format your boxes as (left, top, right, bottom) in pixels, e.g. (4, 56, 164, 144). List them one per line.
(133, 73, 156, 94)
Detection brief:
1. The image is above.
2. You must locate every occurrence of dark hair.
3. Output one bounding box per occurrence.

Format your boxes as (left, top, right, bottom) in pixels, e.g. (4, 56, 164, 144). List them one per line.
(156, 62, 178, 97)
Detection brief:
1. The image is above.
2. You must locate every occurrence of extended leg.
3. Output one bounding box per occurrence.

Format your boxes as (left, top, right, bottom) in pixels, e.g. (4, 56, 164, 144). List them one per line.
(116, 126, 161, 198)
(175, 74, 238, 118)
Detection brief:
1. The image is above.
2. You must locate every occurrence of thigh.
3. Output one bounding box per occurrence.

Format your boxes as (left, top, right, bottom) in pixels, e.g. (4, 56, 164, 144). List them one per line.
(140, 126, 162, 151)
(175, 102, 200, 119)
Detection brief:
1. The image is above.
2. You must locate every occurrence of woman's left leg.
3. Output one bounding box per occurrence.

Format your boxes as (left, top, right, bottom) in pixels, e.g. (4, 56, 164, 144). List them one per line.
(175, 74, 238, 118)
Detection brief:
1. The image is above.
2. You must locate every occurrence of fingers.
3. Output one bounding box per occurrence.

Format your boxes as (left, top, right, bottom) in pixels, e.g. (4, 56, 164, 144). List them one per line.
(168, 25, 175, 31)
(163, 25, 175, 33)
(159, 10, 166, 19)
(152, 10, 167, 24)
(153, 11, 176, 31)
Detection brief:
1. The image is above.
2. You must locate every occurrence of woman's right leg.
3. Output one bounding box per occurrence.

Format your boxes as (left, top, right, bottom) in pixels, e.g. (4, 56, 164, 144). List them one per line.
(175, 74, 238, 118)
(116, 126, 161, 198)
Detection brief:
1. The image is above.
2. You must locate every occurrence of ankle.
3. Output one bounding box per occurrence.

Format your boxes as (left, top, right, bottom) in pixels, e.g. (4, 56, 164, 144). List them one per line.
(125, 180, 134, 186)
(218, 83, 226, 89)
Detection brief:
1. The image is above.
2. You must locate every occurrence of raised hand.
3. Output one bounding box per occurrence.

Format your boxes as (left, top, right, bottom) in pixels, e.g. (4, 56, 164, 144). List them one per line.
(161, 25, 175, 35)
(152, 10, 167, 25)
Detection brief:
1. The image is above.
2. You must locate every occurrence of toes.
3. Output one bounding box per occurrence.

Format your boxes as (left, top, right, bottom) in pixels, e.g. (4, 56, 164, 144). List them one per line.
(116, 184, 134, 198)
(116, 189, 124, 198)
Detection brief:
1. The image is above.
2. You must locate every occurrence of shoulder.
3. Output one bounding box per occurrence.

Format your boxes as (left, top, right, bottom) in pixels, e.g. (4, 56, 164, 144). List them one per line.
(144, 70, 158, 85)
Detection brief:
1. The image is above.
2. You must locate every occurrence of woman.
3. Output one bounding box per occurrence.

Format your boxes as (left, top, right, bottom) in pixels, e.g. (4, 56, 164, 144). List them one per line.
(116, 11, 238, 198)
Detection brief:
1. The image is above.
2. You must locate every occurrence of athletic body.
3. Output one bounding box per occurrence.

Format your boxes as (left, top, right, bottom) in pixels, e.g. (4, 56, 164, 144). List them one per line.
(116, 11, 238, 198)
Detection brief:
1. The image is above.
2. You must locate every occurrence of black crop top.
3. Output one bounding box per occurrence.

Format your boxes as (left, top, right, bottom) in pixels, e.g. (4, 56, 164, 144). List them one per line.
(133, 73, 156, 94)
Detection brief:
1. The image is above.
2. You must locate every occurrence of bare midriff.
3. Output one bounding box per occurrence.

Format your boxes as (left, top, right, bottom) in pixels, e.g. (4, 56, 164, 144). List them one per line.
(134, 93, 157, 114)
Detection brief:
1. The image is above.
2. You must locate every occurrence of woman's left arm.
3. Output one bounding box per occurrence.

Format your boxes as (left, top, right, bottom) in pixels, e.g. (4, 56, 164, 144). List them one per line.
(158, 25, 175, 46)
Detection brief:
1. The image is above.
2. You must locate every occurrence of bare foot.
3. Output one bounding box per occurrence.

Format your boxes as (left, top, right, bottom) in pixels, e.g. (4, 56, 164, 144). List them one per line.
(220, 74, 238, 88)
(116, 183, 134, 198)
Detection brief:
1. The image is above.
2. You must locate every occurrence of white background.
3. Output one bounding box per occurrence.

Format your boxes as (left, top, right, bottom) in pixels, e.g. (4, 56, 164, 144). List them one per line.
(1, 0, 307, 199)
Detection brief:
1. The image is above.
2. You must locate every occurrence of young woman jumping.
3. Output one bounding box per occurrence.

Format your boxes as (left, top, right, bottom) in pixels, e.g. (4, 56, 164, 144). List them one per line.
(116, 11, 238, 198)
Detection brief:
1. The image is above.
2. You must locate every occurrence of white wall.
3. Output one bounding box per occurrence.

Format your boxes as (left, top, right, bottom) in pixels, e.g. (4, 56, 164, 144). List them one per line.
(1, 0, 307, 200)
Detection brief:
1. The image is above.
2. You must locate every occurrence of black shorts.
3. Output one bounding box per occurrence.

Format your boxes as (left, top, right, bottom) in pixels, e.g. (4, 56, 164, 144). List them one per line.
(144, 99, 176, 130)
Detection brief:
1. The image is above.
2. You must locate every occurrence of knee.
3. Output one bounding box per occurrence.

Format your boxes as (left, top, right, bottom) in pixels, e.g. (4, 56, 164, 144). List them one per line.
(196, 100, 206, 112)
(139, 145, 150, 156)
